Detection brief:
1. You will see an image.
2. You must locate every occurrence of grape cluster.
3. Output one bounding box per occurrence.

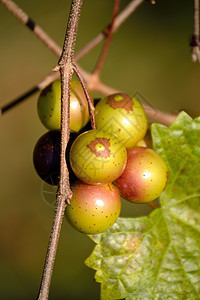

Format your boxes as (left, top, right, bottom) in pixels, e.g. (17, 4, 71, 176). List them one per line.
(33, 82, 168, 235)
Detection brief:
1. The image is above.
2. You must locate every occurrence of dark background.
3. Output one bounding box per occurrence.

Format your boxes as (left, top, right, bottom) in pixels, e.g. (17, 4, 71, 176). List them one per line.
(0, 0, 199, 299)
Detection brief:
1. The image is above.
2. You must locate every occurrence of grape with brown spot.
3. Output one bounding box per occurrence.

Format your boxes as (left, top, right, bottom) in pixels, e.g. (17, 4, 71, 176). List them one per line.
(69, 129, 127, 184)
(95, 93, 148, 148)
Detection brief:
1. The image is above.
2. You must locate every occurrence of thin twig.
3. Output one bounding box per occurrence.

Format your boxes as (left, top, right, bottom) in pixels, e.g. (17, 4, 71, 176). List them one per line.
(93, 0, 120, 76)
(0, 0, 145, 115)
(74, 72, 176, 126)
(0, 0, 176, 127)
(0, 61, 176, 126)
(37, 1, 83, 299)
(0, 63, 176, 126)
(73, 64, 96, 129)
(191, 0, 200, 62)
(0, 0, 144, 61)
(0, 72, 59, 114)
(1, 87, 39, 114)
(75, 0, 145, 61)
(0, 0, 62, 56)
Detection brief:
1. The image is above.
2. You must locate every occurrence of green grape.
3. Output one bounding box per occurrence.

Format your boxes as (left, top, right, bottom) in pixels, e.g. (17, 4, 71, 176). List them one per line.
(37, 79, 92, 132)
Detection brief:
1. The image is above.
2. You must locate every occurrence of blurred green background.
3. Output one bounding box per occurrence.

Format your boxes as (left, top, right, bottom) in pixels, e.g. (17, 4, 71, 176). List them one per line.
(0, 0, 199, 299)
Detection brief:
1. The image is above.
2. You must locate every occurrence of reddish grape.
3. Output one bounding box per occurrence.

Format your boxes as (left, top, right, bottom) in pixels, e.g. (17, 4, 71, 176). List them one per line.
(66, 181, 121, 234)
(115, 147, 168, 203)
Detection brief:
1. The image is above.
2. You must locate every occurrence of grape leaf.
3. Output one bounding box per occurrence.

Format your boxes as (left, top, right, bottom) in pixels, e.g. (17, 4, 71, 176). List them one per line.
(85, 112, 200, 300)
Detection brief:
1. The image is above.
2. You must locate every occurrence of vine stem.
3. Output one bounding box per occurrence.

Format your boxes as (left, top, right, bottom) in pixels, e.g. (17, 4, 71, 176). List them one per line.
(0, 0, 144, 61)
(1, 0, 156, 120)
(0, 0, 177, 127)
(75, 0, 145, 61)
(93, 0, 120, 77)
(0, 0, 62, 57)
(191, 0, 200, 62)
(0, 72, 59, 114)
(194, 0, 199, 38)
(37, 1, 83, 299)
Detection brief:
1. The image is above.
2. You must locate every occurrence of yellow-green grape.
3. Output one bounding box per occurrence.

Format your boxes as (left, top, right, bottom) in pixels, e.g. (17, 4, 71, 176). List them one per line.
(66, 181, 121, 234)
(37, 79, 92, 132)
(69, 129, 127, 184)
(95, 93, 148, 148)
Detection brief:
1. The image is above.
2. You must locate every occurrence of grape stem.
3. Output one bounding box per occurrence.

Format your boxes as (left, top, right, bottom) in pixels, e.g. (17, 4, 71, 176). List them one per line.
(37, 1, 84, 299)
(73, 63, 96, 129)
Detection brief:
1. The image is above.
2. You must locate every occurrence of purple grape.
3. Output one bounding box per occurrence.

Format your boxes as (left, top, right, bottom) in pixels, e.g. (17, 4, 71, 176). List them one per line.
(33, 130, 77, 186)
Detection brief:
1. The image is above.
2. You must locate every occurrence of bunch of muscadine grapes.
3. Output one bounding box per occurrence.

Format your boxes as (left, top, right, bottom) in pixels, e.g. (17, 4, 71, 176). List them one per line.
(33, 79, 168, 234)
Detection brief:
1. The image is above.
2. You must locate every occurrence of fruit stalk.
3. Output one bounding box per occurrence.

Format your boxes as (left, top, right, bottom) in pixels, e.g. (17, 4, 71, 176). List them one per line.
(37, 1, 83, 299)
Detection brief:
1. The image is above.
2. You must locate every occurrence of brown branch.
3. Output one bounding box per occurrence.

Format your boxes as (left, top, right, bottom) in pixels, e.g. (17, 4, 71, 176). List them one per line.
(0, 0, 144, 61)
(75, 67, 176, 127)
(0, 0, 62, 57)
(0, 0, 145, 63)
(93, 0, 120, 76)
(0, 0, 176, 127)
(75, 0, 145, 61)
(0, 0, 145, 115)
(142, 104, 177, 126)
(0, 62, 176, 127)
(37, 1, 83, 299)
(191, 0, 200, 62)
(1, 86, 39, 114)
(0, 72, 59, 114)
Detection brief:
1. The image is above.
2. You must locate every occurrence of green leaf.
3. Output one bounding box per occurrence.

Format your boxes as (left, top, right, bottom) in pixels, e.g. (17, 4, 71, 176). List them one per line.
(85, 112, 200, 300)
